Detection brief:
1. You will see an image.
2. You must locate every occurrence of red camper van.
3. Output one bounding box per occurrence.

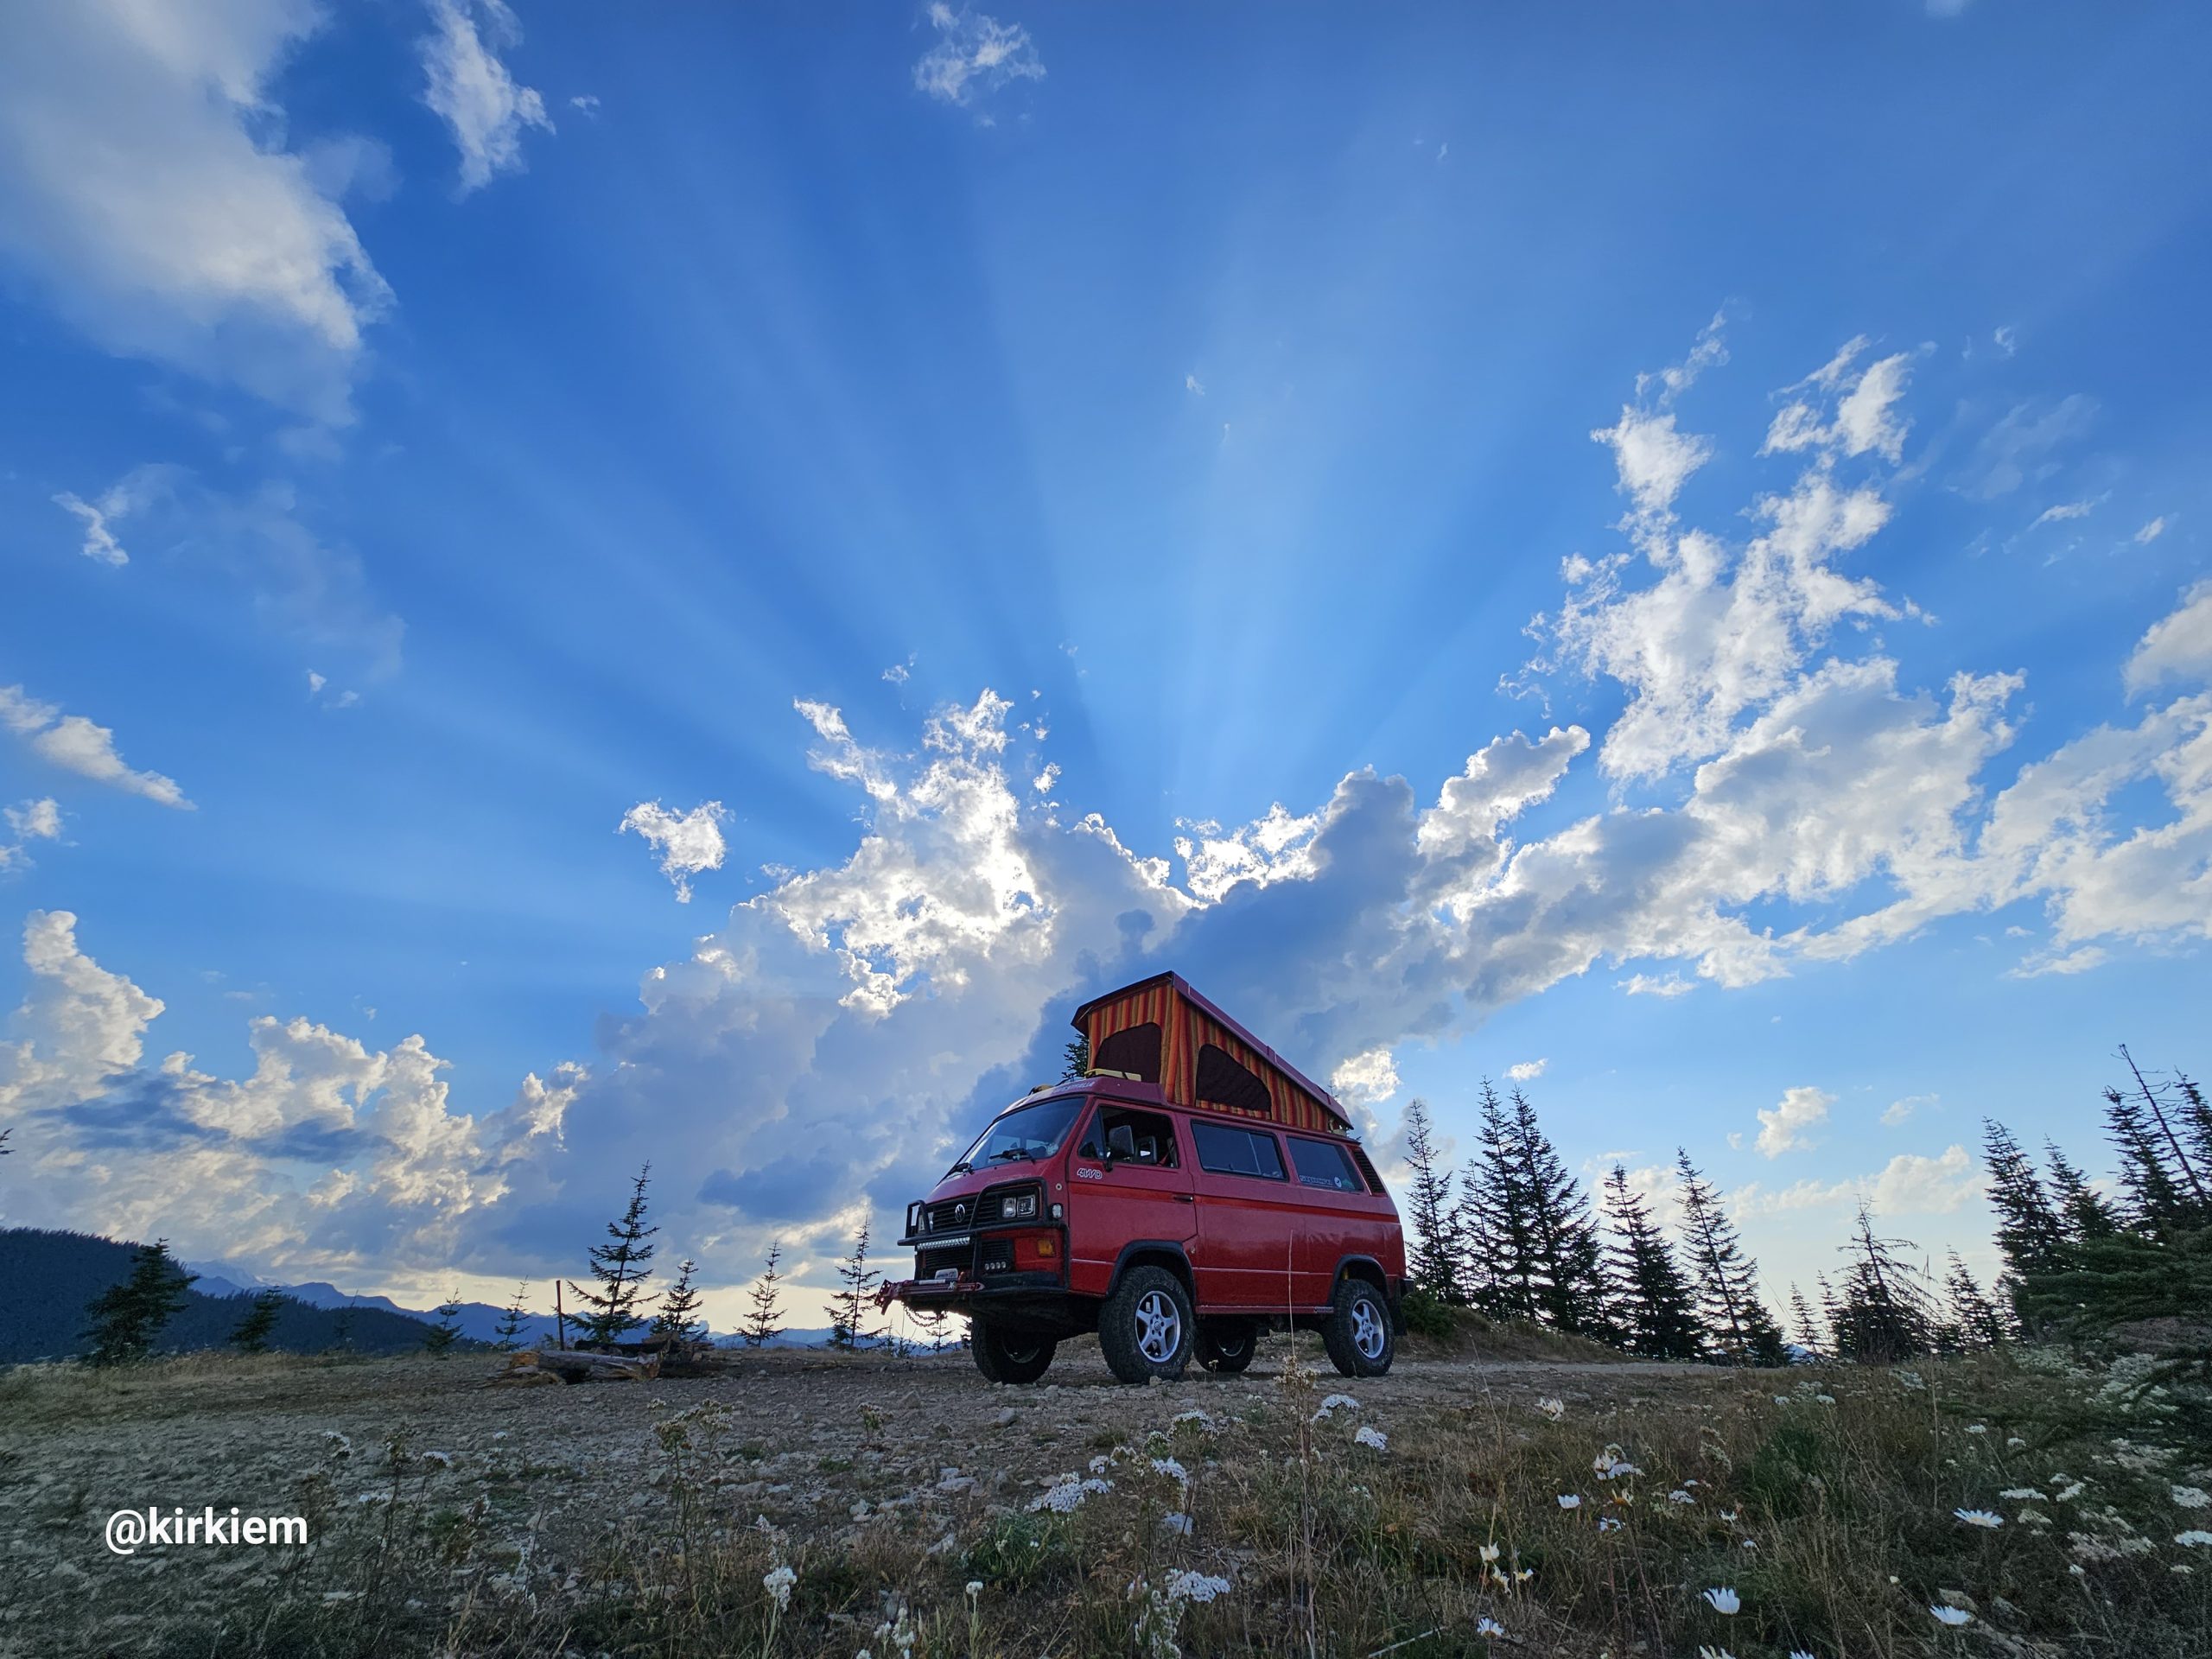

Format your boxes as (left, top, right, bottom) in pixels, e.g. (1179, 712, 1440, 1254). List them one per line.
(878, 974, 1407, 1385)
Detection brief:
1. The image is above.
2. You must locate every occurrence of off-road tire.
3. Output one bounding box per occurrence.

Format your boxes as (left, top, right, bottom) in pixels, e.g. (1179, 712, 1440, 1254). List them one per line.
(1098, 1265, 1194, 1383)
(1321, 1275, 1395, 1377)
(1197, 1318, 1257, 1374)
(971, 1323, 1056, 1384)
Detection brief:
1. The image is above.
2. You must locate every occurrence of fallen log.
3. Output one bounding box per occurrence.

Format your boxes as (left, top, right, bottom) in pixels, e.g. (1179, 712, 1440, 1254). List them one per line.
(493, 1347, 661, 1385)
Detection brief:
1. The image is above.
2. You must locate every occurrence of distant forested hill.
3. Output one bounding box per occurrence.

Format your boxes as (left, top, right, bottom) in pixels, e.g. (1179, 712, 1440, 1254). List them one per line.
(0, 1229, 440, 1363)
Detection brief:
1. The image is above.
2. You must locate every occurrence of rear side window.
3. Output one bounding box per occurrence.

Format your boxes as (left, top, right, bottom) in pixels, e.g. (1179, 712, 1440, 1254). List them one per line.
(1287, 1135, 1366, 1192)
(1191, 1120, 1287, 1180)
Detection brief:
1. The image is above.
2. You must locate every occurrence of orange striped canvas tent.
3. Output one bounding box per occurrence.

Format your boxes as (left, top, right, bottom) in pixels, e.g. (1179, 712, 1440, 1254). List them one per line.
(1070, 973, 1353, 1136)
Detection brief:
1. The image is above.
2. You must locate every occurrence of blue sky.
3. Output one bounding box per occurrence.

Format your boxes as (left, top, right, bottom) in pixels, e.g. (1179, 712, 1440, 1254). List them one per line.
(2, 2, 2208, 1328)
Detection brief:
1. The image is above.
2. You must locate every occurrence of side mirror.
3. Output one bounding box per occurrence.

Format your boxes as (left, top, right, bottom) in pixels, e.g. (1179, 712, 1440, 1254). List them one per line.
(1106, 1123, 1137, 1162)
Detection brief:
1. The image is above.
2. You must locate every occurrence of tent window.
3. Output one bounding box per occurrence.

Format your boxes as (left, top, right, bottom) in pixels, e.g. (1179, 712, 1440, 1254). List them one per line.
(1093, 1021, 1161, 1083)
(1196, 1044, 1271, 1115)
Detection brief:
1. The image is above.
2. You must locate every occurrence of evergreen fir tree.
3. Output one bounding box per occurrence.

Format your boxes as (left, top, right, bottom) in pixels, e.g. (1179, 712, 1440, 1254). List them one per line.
(1830, 1205, 1936, 1363)
(82, 1239, 196, 1366)
(1982, 1119, 2068, 1276)
(1400, 1097, 1462, 1301)
(2119, 1045, 2210, 1217)
(1600, 1164, 1701, 1358)
(2105, 1085, 2193, 1236)
(424, 1290, 463, 1357)
(650, 1258, 708, 1344)
(2178, 1072, 2212, 1184)
(1942, 1252, 2007, 1350)
(1460, 1081, 1539, 1320)
(569, 1162, 658, 1346)
(330, 1299, 357, 1352)
(229, 1287, 283, 1354)
(829, 1222, 881, 1350)
(1674, 1150, 1786, 1365)
(1061, 1035, 1090, 1081)
(2044, 1143, 2120, 1242)
(1788, 1282, 1827, 1357)
(494, 1281, 531, 1351)
(1507, 1090, 1612, 1337)
(742, 1241, 786, 1347)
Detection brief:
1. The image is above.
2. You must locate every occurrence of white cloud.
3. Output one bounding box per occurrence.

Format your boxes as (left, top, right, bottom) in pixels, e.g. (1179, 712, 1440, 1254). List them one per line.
(1330, 1047, 1400, 1108)
(883, 658, 912, 685)
(0, 911, 573, 1278)
(1761, 338, 1916, 464)
(2125, 579, 2212, 694)
(1033, 764, 1059, 794)
(1618, 972, 1694, 997)
(618, 800, 731, 903)
(569, 93, 600, 118)
(0, 685, 192, 809)
(1755, 1084, 1833, 1158)
(1176, 803, 1320, 904)
(2134, 516, 2169, 545)
(1991, 324, 2017, 355)
(1185, 373, 1205, 397)
(419, 0, 553, 194)
(1735, 1145, 1980, 1217)
(1506, 1058, 1548, 1082)
(2031, 499, 2096, 529)
(0, 798, 64, 874)
(1957, 395, 2097, 499)
(48, 467, 176, 566)
(0, 0, 391, 422)
(913, 4, 1046, 109)
(1883, 1093, 1936, 1127)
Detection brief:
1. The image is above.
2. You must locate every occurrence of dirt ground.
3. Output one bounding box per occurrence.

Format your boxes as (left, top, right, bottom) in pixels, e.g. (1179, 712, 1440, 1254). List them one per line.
(0, 1337, 1675, 1654)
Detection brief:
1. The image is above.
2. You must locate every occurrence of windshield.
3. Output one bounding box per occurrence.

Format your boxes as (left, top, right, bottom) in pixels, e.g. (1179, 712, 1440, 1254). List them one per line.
(949, 1096, 1082, 1175)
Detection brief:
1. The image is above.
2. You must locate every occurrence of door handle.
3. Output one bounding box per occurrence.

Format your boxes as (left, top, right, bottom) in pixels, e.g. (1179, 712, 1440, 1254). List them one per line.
(1173, 1193, 1196, 1204)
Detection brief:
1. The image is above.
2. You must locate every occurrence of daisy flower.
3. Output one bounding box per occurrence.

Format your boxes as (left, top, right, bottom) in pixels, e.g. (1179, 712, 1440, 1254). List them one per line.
(1929, 1605, 1973, 1627)
(1955, 1509, 2003, 1529)
(1702, 1587, 1740, 1615)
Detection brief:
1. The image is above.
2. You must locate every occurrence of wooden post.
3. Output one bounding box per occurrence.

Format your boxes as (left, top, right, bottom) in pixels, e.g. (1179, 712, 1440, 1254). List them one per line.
(555, 1281, 568, 1351)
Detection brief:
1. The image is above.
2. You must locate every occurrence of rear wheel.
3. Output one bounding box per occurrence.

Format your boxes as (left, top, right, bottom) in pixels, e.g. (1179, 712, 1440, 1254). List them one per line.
(1098, 1265, 1194, 1383)
(971, 1323, 1056, 1384)
(1197, 1318, 1257, 1374)
(1321, 1276, 1394, 1377)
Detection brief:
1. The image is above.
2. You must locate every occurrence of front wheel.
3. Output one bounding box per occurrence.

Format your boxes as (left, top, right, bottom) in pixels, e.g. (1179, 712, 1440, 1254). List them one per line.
(971, 1323, 1056, 1384)
(1197, 1318, 1257, 1374)
(1098, 1265, 1194, 1383)
(1321, 1276, 1394, 1377)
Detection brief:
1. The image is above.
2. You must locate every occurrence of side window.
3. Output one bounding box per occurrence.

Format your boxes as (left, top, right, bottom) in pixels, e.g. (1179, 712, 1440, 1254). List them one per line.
(1191, 1120, 1288, 1180)
(1079, 1105, 1179, 1168)
(1092, 1021, 1161, 1083)
(1287, 1136, 1366, 1193)
(1195, 1044, 1272, 1114)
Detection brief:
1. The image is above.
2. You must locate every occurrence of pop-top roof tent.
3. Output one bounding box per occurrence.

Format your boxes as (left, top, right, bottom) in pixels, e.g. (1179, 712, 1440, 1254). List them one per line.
(1070, 972, 1354, 1137)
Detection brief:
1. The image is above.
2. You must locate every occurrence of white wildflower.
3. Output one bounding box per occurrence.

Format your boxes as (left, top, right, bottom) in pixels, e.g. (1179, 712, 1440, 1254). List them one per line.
(1161, 1511, 1192, 1535)
(1598, 1516, 1624, 1533)
(1089, 1455, 1113, 1475)
(1479, 1542, 1502, 1563)
(1668, 1490, 1695, 1505)
(2173, 1485, 2211, 1510)
(1699, 1649, 1738, 1659)
(763, 1564, 797, 1611)
(1173, 1408, 1217, 1432)
(1535, 1396, 1566, 1421)
(1815, 1395, 1836, 1405)
(2056, 1481, 2085, 1502)
(1999, 1488, 2047, 1501)
(1557, 1494, 1581, 1510)
(1965, 1424, 1987, 1435)
(420, 1450, 454, 1468)
(1894, 1369, 1926, 1391)
(2177, 1529, 2212, 1548)
(1929, 1605, 1973, 1627)
(1150, 1457, 1189, 1484)
(1477, 1616, 1505, 1637)
(2005, 1436, 2027, 1450)
(1354, 1426, 1389, 1452)
(1593, 1446, 1643, 1478)
(1955, 1509, 2004, 1529)
(1313, 1394, 1359, 1420)
(964, 1580, 983, 1599)
(1163, 1569, 1230, 1604)
(1702, 1586, 1740, 1614)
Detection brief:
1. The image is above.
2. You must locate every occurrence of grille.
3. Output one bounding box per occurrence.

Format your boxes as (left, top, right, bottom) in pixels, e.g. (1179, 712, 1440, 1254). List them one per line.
(928, 1189, 1027, 1231)
(918, 1244, 971, 1279)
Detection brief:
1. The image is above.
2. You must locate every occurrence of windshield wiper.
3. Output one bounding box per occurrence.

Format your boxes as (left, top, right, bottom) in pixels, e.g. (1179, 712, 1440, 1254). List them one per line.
(988, 1147, 1036, 1163)
(947, 1160, 973, 1176)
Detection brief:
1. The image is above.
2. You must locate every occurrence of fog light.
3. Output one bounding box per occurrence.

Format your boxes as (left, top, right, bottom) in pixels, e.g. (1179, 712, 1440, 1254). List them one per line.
(1050, 1201, 1064, 1220)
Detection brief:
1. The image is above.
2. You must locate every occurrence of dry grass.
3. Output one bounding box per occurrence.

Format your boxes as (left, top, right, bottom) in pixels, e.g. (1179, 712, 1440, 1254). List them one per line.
(8, 1340, 2210, 1656)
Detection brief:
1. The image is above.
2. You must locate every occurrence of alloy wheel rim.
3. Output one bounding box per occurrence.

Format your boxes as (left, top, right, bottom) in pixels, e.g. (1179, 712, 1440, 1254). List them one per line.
(1135, 1290, 1181, 1363)
(1351, 1299, 1385, 1360)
